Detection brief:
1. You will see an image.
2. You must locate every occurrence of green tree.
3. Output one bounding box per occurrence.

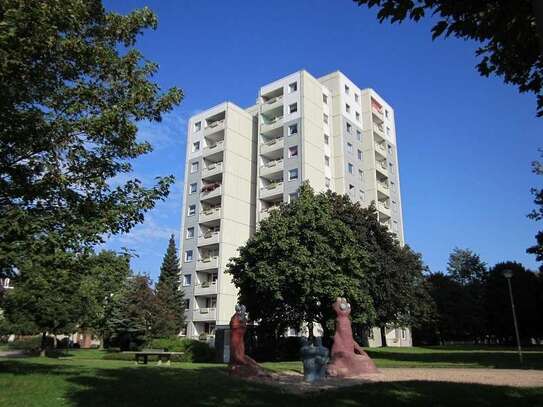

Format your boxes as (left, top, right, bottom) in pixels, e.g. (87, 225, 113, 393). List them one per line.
(76, 250, 131, 346)
(528, 152, 543, 269)
(0, 0, 182, 273)
(446, 248, 487, 342)
(153, 235, 185, 337)
(106, 274, 156, 350)
(352, 0, 543, 117)
(447, 247, 487, 285)
(227, 184, 375, 341)
(2, 252, 83, 355)
(485, 262, 542, 344)
(327, 193, 434, 345)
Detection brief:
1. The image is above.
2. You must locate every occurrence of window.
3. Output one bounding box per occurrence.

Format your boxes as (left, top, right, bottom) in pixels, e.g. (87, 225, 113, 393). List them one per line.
(288, 123, 298, 135)
(385, 109, 389, 118)
(345, 104, 351, 113)
(347, 142, 353, 153)
(356, 130, 362, 141)
(360, 190, 365, 201)
(186, 227, 195, 239)
(288, 146, 298, 158)
(358, 169, 364, 181)
(325, 177, 331, 188)
(355, 112, 360, 122)
(189, 182, 197, 194)
(389, 162, 394, 173)
(324, 155, 330, 166)
(288, 82, 297, 93)
(355, 93, 359, 103)
(323, 114, 328, 124)
(349, 184, 355, 191)
(346, 123, 352, 133)
(324, 134, 329, 145)
(357, 149, 362, 160)
(288, 168, 299, 181)
(322, 94, 328, 104)
(190, 161, 199, 173)
(386, 126, 391, 136)
(368, 328, 374, 339)
(184, 299, 190, 309)
(182, 274, 192, 286)
(344, 84, 350, 94)
(188, 204, 196, 216)
(184, 250, 193, 262)
(180, 324, 188, 336)
(289, 103, 298, 113)
(388, 144, 392, 153)
(390, 181, 396, 191)
(194, 121, 201, 132)
(289, 192, 298, 202)
(192, 141, 200, 152)
(347, 163, 354, 174)
(401, 328, 406, 340)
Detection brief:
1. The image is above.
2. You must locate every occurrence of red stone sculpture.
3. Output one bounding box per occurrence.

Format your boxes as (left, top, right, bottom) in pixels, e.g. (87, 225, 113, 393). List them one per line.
(327, 297, 379, 378)
(228, 304, 269, 377)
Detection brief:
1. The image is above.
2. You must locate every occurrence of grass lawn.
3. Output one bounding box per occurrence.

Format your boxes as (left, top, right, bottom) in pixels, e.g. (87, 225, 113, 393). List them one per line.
(1, 347, 542, 407)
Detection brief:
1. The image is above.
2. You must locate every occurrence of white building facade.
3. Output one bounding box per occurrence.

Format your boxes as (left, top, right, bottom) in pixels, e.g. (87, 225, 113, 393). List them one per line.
(179, 70, 410, 347)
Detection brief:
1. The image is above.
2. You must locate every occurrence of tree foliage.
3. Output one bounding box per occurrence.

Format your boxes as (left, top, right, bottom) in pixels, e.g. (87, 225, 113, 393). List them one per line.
(352, 0, 543, 117)
(528, 151, 543, 268)
(2, 249, 131, 350)
(227, 184, 431, 341)
(447, 247, 487, 286)
(153, 235, 185, 337)
(228, 184, 375, 337)
(106, 274, 156, 350)
(0, 0, 183, 272)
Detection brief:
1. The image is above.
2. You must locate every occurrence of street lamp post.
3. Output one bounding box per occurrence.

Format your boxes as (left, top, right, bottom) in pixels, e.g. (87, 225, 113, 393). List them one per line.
(503, 269, 523, 365)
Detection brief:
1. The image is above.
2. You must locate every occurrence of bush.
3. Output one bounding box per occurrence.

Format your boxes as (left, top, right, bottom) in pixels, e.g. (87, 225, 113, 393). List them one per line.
(102, 338, 216, 363)
(8, 336, 44, 350)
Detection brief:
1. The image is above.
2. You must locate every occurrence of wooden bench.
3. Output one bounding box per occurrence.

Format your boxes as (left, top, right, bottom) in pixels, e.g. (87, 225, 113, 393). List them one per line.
(129, 349, 184, 366)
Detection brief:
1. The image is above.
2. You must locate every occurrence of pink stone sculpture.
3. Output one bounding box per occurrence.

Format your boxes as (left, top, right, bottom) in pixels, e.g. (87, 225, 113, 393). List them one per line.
(228, 304, 269, 378)
(327, 297, 379, 378)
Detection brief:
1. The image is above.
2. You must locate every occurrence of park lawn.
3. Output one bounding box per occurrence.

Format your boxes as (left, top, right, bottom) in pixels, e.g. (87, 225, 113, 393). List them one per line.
(1, 356, 543, 407)
(1, 347, 543, 407)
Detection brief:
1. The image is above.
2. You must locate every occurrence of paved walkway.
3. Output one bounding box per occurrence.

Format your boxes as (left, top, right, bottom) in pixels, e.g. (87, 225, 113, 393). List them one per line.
(0, 350, 27, 358)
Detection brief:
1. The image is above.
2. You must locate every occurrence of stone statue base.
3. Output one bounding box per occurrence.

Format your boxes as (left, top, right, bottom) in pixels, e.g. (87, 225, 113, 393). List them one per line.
(327, 350, 379, 378)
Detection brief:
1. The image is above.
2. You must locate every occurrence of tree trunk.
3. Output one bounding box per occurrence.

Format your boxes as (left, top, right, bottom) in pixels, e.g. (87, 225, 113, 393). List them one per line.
(308, 321, 314, 341)
(380, 326, 388, 347)
(40, 332, 47, 357)
(52, 335, 57, 349)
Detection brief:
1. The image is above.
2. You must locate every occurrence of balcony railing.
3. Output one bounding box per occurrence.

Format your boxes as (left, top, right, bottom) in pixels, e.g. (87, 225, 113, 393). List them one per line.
(193, 307, 217, 321)
(194, 281, 218, 296)
(198, 230, 220, 246)
(202, 162, 223, 178)
(265, 95, 282, 105)
(207, 119, 224, 129)
(200, 207, 221, 219)
(196, 256, 219, 270)
(263, 158, 283, 168)
(203, 140, 224, 153)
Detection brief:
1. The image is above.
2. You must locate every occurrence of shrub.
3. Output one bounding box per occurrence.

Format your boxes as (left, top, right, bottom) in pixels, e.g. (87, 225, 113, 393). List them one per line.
(102, 338, 216, 363)
(8, 336, 44, 350)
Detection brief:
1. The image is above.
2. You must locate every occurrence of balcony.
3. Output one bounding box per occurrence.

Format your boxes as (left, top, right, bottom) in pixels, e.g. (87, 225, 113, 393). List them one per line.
(200, 183, 222, 201)
(194, 281, 218, 296)
(372, 107, 384, 123)
(261, 95, 283, 114)
(202, 162, 223, 180)
(260, 116, 283, 134)
(203, 140, 224, 158)
(376, 159, 388, 176)
(199, 206, 221, 223)
(377, 201, 391, 217)
(260, 181, 284, 200)
(205, 119, 225, 135)
(260, 158, 283, 177)
(375, 142, 387, 157)
(377, 181, 390, 196)
(198, 230, 220, 246)
(196, 256, 219, 271)
(193, 307, 217, 322)
(373, 124, 385, 138)
(260, 137, 284, 156)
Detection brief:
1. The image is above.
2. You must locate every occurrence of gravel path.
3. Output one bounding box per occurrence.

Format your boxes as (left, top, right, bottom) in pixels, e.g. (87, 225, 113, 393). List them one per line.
(378, 368, 543, 388)
(252, 368, 543, 392)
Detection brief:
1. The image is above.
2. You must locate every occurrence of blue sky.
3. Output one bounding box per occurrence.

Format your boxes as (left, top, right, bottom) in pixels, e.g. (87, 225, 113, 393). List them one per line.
(103, 0, 543, 281)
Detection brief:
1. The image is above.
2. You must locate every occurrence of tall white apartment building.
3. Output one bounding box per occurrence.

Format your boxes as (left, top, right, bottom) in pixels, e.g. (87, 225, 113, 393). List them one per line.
(180, 70, 409, 346)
